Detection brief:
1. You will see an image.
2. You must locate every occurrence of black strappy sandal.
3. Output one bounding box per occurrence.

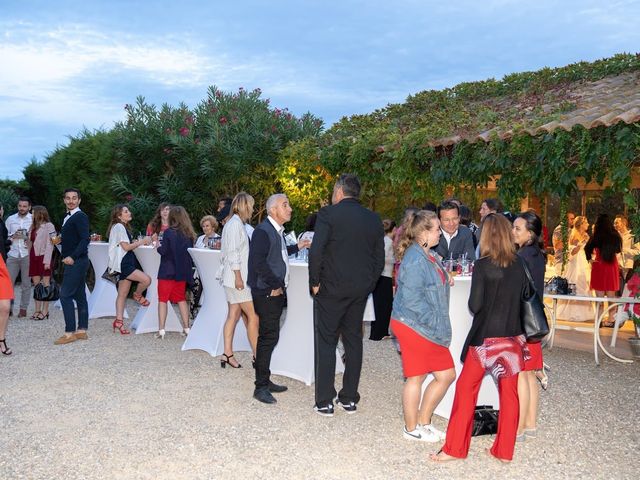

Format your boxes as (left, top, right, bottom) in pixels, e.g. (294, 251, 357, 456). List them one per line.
(220, 353, 241, 369)
(0, 339, 12, 356)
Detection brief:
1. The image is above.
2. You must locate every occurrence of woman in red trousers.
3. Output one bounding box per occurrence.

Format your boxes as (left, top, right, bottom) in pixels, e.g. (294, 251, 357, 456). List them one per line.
(431, 213, 529, 463)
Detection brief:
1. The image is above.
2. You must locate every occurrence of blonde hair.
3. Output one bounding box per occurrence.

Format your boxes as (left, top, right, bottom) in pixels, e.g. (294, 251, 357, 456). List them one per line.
(231, 192, 255, 223)
(570, 215, 589, 243)
(395, 210, 438, 262)
(199, 215, 218, 231)
(479, 213, 516, 268)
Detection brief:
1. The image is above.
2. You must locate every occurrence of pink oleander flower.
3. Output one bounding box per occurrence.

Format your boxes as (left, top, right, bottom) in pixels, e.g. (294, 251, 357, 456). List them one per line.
(179, 127, 190, 137)
(165, 128, 173, 134)
(220, 117, 227, 124)
(184, 116, 194, 125)
(125, 194, 133, 201)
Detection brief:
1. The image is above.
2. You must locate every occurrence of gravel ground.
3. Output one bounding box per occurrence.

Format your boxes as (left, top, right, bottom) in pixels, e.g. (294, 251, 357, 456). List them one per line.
(1, 301, 639, 480)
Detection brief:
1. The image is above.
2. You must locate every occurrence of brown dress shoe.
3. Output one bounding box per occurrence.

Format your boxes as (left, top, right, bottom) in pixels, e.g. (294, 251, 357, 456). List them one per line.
(75, 331, 88, 340)
(18, 309, 27, 318)
(54, 334, 77, 345)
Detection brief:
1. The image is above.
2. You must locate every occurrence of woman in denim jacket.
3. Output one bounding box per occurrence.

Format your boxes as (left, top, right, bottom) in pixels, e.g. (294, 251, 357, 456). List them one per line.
(391, 210, 455, 443)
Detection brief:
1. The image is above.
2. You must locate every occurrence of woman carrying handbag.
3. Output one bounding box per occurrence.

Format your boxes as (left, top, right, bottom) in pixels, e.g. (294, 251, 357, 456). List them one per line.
(107, 205, 152, 334)
(28, 206, 57, 320)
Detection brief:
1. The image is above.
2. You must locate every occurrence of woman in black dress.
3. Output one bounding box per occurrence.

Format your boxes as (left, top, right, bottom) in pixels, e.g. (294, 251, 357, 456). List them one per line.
(107, 205, 152, 334)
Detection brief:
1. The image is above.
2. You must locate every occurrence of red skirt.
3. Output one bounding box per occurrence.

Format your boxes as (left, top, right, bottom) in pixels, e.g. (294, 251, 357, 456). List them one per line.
(0, 256, 14, 300)
(391, 319, 454, 377)
(523, 341, 543, 371)
(590, 248, 619, 292)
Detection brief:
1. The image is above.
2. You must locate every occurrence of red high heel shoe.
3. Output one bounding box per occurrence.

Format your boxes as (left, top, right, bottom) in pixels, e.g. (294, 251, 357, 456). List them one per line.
(133, 292, 150, 307)
(112, 318, 130, 335)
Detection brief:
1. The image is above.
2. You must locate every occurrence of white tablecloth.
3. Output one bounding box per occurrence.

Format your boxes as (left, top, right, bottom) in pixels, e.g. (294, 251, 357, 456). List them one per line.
(428, 276, 500, 419)
(269, 260, 344, 385)
(131, 245, 182, 334)
(183, 253, 343, 385)
(87, 242, 128, 319)
(182, 249, 251, 355)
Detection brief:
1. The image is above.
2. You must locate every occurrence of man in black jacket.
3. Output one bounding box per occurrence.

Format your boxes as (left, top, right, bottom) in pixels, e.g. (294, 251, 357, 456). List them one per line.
(54, 188, 90, 345)
(248, 193, 310, 404)
(309, 174, 384, 416)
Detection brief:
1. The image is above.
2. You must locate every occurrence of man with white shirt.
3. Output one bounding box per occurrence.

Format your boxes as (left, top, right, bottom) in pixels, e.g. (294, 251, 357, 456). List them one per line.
(248, 193, 310, 404)
(6, 197, 33, 317)
(435, 201, 476, 262)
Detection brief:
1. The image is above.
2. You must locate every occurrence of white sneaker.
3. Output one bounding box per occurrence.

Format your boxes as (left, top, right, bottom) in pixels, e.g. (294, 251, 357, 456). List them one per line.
(403, 426, 439, 442)
(420, 424, 446, 441)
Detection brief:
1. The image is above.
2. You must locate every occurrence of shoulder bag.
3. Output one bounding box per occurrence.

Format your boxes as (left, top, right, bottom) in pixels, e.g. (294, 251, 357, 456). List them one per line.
(520, 258, 550, 342)
(102, 268, 121, 285)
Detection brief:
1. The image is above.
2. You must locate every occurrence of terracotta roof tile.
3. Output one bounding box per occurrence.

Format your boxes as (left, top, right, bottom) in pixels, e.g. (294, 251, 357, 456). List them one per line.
(431, 71, 640, 147)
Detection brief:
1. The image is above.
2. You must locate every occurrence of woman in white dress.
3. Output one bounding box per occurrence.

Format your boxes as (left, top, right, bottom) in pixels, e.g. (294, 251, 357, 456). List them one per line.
(557, 216, 593, 322)
(219, 193, 259, 368)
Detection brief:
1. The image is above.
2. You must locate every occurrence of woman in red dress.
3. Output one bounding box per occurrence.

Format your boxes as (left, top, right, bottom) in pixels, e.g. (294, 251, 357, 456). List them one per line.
(0, 254, 14, 355)
(28, 206, 57, 320)
(585, 214, 622, 326)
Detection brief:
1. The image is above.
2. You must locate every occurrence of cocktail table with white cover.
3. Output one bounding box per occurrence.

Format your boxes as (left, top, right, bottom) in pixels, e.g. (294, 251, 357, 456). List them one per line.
(131, 245, 182, 334)
(182, 248, 251, 355)
(269, 260, 344, 385)
(428, 275, 500, 419)
(87, 242, 128, 319)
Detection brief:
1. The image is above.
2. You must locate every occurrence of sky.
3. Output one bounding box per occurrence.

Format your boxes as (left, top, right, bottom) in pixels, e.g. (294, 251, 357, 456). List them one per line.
(1, 0, 639, 180)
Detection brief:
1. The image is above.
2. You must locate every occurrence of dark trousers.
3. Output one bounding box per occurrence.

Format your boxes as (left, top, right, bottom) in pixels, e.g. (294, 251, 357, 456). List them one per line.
(370, 275, 393, 340)
(313, 295, 367, 406)
(253, 293, 285, 389)
(60, 257, 89, 333)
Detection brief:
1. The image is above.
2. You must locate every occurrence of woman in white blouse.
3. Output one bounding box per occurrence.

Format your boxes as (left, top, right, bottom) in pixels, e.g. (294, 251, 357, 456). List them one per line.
(219, 193, 259, 368)
(107, 205, 152, 334)
(195, 215, 220, 249)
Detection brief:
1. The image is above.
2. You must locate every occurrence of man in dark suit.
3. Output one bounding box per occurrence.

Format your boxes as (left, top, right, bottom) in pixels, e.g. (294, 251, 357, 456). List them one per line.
(248, 193, 310, 404)
(435, 200, 476, 262)
(54, 188, 90, 345)
(309, 174, 384, 416)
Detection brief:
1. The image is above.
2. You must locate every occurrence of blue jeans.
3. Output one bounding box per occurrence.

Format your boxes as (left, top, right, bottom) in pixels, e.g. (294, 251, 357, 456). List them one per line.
(60, 256, 89, 333)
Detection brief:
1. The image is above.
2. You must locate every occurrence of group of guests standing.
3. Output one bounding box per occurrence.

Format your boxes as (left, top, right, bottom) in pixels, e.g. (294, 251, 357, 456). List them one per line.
(389, 201, 548, 463)
(0, 196, 59, 355)
(553, 211, 633, 324)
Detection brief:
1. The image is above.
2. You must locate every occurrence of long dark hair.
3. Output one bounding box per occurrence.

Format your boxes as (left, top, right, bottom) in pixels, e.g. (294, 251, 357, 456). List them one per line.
(106, 204, 131, 237)
(516, 211, 544, 250)
(148, 202, 170, 235)
(585, 214, 622, 263)
(168, 206, 196, 242)
(479, 213, 516, 268)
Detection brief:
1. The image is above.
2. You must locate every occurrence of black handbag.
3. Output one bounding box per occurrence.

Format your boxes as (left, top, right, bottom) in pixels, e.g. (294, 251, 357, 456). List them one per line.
(546, 276, 569, 295)
(472, 405, 499, 436)
(521, 260, 550, 342)
(33, 279, 60, 302)
(101, 268, 120, 285)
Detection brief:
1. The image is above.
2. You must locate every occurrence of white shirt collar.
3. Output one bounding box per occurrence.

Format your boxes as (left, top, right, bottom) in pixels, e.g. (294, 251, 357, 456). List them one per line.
(267, 215, 283, 234)
(441, 228, 458, 242)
